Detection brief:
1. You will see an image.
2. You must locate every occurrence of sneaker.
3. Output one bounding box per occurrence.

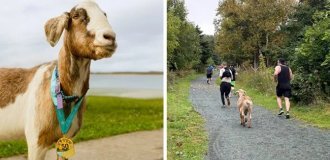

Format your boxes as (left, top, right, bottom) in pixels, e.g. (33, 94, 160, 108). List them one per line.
(226, 97, 230, 106)
(207, 80, 210, 84)
(222, 105, 226, 108)
(278, 108, 284, 116)
(286, 112, 290, 119)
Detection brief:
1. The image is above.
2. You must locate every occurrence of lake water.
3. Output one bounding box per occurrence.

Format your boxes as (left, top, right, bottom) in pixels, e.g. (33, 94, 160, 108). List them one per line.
(88, 74, 163, 98)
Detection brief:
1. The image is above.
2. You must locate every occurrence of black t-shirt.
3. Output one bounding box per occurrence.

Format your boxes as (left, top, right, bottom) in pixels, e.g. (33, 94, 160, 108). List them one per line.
(277, 65, 291, 89)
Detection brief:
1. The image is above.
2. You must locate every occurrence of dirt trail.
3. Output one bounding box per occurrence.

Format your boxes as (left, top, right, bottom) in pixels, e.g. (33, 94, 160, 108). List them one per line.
(2, 129, 163, 160)
(190, 76, 330, 160)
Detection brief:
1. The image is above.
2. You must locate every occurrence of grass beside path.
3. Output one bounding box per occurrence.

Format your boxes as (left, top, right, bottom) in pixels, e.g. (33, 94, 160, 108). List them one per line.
(167, 74, 208, 160)
(236, 74, 330, 129)
(0, 96, 163, 158)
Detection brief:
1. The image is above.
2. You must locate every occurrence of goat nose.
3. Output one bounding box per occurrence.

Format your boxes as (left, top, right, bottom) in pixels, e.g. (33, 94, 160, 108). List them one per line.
(103, 32, 116, 42)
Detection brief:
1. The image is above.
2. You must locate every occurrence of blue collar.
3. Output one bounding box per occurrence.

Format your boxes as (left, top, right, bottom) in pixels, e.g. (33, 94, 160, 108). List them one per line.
(50, 66, 85, 134)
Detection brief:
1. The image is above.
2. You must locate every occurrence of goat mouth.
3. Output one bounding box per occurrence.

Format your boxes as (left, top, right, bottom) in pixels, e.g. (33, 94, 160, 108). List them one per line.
(93, 46, 116, 60)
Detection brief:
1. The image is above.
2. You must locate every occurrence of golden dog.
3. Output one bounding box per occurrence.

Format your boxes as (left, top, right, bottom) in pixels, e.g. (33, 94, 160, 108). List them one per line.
(236, 89, 253, 128)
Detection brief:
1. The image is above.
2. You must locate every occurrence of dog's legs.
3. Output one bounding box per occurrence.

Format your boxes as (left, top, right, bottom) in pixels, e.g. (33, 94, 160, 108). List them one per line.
(240, 114, 243, 125)
(240, 113, 245, 126)
(247, 109, 252, 128)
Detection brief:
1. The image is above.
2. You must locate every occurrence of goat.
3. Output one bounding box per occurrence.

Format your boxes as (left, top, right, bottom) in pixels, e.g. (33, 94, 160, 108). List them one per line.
(236, 89, 253, 128)
(0, 0, 117, 159)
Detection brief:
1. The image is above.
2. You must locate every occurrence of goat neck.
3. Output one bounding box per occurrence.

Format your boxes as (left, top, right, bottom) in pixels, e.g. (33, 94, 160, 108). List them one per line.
(58, 45, 90, 98)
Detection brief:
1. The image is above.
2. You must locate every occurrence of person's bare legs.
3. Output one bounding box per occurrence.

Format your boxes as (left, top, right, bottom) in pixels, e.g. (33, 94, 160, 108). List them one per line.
(277, 97, 284, 115)
(284, 97, 290, 119)
(277, 97, 282, 109)
(284, 97, 290, 112)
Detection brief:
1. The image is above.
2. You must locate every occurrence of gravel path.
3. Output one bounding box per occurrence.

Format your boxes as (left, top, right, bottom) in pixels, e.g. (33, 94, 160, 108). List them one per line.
(2, 129, 163, 160)
(190, 76, 330, 160)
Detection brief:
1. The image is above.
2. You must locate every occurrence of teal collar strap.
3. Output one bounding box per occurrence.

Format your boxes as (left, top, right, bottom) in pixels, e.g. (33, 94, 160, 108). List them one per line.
(50, 66, 85, 134)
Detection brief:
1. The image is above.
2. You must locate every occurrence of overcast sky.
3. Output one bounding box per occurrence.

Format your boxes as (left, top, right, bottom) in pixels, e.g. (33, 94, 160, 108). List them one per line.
(185, 0, 219, 35)
(0, 0, 163, 72)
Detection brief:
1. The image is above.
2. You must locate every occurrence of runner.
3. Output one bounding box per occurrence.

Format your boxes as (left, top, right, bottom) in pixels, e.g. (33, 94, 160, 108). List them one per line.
(273, 58, 293, 119)
(206, 65, 214, 84)
(219, 63, 233, 107)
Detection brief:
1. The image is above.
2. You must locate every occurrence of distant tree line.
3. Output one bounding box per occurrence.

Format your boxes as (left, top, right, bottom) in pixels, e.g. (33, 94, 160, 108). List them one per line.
(167, 0, 219, 72)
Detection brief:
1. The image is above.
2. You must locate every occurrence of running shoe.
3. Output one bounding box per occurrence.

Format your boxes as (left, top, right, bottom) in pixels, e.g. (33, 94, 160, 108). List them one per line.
(278, 108, 284, 116)
(286, 112, 290, 119)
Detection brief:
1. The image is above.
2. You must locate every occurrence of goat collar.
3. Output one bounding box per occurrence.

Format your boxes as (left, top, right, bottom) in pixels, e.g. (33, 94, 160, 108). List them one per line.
(50, 66, 86, 134)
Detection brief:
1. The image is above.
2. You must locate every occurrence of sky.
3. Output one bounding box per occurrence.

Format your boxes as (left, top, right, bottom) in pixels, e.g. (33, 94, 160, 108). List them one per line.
(185, 0, 220, 35)
(0, 0, 163, 72)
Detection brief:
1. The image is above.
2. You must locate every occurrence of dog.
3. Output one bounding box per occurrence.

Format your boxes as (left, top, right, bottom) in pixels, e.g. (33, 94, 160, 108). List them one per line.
(236, 89, 253, 128)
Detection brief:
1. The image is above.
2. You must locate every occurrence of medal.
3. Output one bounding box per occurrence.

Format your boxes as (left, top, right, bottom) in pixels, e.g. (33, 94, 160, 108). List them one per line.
(56, 136, 75, 159)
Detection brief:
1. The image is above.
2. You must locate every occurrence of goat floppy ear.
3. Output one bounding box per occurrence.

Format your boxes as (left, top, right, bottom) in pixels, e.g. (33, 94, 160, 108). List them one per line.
(44, 12, 69, 47)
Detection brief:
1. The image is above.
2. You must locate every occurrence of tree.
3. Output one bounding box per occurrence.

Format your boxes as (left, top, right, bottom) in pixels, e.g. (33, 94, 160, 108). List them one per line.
(167, 10, 181, 66)
(280, 0, 328, 62)
(167, 0, 201, 71)
(291, 7, 330, 104)
(215, 0, 296, 68)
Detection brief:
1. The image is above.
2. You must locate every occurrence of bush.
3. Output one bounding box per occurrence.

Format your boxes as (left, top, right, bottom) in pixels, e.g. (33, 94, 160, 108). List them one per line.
(237, 67, 276, 96)
(291, 8, 330, 104)
(291, 73, 318, 104)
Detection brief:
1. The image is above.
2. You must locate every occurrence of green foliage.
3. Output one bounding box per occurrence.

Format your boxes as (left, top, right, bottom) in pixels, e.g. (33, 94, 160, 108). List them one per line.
(237, 68, 275, 96)
(168, 74, 208, 160)
(167, 0, 202, 71)
(174, 22, 201, 70)
(215, 0, 295, 67)
(167, 0, 187, 21)
(280, 0, 328, 61)
(259, 54, 266, 70)
(291, 7, 330, 104)
(168, 10, 181, 59)
(167, 0, 216, 72)
(0, 96, 163, 158)
(195, 28, 217, 72)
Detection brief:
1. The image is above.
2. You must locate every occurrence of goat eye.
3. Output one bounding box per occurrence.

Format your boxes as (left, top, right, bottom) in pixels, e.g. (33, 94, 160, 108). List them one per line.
(73, 13, 79, 19)
(104, 13, 107, 17)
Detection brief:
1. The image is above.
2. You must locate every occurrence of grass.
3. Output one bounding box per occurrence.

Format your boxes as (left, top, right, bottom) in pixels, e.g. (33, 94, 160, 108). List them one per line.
(236, 70, 330, 129)
(0, 96, 163, 158)
(167, 74, 208, 160)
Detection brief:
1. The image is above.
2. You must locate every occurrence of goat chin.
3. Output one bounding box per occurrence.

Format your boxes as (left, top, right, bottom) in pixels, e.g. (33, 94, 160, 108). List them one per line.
(93, 49, 115, 60)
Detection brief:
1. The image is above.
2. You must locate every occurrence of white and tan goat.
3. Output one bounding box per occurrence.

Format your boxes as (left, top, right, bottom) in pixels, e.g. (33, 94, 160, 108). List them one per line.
(236, 89, 253, 128)
(0, 0, 117, 159)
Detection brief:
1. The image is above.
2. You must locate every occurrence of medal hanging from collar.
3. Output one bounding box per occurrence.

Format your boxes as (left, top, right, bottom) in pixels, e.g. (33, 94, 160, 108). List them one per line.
(56, 135, 75, 159)
(50, 66, 86, 159)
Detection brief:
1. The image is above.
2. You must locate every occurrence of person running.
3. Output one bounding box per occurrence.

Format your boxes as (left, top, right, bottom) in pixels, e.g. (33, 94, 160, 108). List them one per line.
(219, 63, 233, 107)
(206, 65, 214, 84)
(274, 58, 293, 119)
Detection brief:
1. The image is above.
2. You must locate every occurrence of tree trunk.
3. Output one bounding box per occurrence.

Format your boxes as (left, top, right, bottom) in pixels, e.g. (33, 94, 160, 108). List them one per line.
(254, 52, 257, 69)
(265, 33, 269, 67)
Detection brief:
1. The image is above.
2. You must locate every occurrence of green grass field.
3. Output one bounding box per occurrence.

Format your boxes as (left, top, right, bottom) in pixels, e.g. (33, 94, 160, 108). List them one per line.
(0, 96, 163, 158)
(236, 71, 330, 129)
(167, 74, 208, 160)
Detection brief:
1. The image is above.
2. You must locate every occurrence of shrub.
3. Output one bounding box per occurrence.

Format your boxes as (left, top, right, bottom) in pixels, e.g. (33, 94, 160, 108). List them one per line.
(237, 67, 276, 96)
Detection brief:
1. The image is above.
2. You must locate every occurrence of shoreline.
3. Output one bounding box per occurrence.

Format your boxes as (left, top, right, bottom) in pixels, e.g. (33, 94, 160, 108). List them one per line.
(87, 88, 163, 99)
